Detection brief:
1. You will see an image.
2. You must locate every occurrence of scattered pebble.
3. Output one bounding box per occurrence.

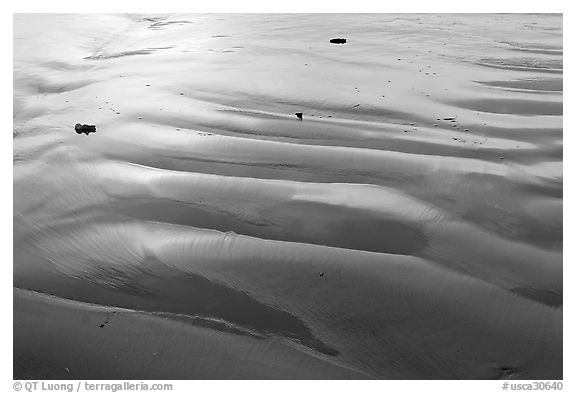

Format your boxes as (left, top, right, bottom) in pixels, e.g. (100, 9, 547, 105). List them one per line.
(75, 123, 96, 136)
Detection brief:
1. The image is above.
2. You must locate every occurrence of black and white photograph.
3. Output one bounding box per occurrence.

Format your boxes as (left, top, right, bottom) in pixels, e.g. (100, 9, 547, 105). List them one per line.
(12, 8, 564, 384)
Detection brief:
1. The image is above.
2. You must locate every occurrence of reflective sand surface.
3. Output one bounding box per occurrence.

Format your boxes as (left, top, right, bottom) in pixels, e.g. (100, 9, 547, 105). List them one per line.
(14, 14, 562, 379)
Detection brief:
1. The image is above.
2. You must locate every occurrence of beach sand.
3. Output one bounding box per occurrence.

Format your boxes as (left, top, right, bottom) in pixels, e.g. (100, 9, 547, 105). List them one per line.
(13, 13, 562, 379)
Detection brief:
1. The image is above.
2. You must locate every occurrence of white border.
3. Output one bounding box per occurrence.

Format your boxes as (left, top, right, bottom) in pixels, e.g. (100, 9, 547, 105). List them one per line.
(4, 2, 572, 391)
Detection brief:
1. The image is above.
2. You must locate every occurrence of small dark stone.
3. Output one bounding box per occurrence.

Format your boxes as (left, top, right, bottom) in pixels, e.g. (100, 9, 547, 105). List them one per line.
(295, 112, 303, 120)
(443, 117, 456, 121)
(319, 272, 324, 277)
(330, 38, 347, 44)
(75, 123, 96, 136)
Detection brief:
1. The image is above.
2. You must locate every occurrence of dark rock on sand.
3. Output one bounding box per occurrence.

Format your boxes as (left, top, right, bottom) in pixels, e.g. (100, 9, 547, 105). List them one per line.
(330, 38, 347, 44)
(295, 112, 303, 120)
(75, 123, 96, 136)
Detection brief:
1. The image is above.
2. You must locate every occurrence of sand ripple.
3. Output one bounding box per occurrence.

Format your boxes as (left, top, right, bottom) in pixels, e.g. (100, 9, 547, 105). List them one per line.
(13, 13, 562, 379)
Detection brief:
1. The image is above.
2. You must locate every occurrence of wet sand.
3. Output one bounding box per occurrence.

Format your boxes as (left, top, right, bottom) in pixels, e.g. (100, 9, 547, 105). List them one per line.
(13, 14, 562, 379)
